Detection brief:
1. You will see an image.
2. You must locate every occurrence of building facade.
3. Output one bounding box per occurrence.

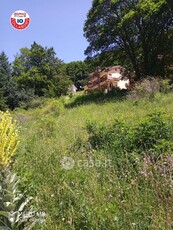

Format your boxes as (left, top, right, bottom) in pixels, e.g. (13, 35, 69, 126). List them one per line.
(84, 66, 130, 93)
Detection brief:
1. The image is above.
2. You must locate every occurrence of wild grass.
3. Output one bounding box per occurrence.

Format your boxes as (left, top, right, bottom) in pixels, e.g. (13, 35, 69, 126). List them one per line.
(12, 92, 173, 229)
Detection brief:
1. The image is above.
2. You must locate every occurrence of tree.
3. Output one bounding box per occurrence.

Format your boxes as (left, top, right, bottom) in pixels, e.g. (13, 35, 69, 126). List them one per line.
(13, 42, 71, 97)
(0, 52, 12, 110)
(84, 0, 173, 79)
(65, 61, 90, 90)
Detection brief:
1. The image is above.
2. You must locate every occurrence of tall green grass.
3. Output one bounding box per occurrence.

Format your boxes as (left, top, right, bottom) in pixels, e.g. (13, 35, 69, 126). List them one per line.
(13, 93, 173, 229)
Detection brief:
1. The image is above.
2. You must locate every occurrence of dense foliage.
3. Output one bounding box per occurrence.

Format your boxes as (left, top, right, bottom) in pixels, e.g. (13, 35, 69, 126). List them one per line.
(65, 61, 91, 90)
(0, 43, 77, 110)
(0, 52, 12, 110)
(84, 0, 173, 78)
(13, 42, 71, 98)
(87, 112, 173, 167)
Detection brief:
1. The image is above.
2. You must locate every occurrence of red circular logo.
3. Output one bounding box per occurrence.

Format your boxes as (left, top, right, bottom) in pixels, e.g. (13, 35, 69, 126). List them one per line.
(10, 10, 30, 30)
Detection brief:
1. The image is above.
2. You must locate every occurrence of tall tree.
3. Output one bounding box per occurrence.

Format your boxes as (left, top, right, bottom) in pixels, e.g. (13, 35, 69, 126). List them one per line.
(0, 51, 11, 82)
(0, 52, 12, 110)
(84, 0, 173, 79)
(0, 51, 28, 110)
(13, 42, 71, 97)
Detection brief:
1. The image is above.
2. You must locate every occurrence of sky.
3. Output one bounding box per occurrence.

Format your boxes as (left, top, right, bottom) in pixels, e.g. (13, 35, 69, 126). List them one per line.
(0, 0, 92, 63)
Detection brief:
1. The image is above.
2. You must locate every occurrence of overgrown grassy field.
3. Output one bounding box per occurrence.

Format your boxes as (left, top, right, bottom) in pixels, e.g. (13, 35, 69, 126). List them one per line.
(13, 92, 173, 229)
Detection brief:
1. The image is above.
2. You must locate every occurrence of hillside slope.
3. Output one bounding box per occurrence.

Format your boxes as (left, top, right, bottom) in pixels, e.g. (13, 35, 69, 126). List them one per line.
(13, 92, 173, 229)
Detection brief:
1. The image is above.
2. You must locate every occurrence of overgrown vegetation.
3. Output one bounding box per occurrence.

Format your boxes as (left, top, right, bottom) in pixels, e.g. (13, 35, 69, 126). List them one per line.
(0, 112, 40, 230)
(127, 77, 173, 99)
(0, 1, 172, 229)
(84, 0, 173, 78)
(11, 92, 173, 229)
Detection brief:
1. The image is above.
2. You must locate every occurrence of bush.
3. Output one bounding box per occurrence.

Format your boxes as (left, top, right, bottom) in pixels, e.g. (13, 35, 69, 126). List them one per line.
(159, 79, 173, 94)
(127, 77, 160, 99)
(132, 112, 173, 156)
(24, 97, 45, 109)
(10, 88, 35, 110)
(87, 112, 173, 163)
(128, 77, 173, 100)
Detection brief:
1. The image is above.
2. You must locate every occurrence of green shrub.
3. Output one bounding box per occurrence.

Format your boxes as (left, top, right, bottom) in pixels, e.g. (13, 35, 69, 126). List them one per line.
(86, 120, 126, 152)
(24, 97, 45, 109)
(132, 112, 171, 155)
(159, 79, 173, 94)
(87, 112, 173, 162)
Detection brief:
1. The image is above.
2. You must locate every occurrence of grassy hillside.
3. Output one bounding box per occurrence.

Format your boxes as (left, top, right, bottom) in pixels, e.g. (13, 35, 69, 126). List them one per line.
(12, 92, 173, 229)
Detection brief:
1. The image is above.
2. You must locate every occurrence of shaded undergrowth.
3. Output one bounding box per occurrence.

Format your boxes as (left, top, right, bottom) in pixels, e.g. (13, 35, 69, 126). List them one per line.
(65, 89, 127, 108)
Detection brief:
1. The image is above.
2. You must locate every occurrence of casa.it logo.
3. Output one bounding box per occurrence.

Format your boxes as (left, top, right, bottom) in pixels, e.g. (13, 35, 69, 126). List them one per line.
(10, 10, 30, 30)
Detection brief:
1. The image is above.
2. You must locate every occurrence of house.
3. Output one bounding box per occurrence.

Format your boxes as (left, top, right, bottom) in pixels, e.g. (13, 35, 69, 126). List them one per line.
(84, 66, 130, 93)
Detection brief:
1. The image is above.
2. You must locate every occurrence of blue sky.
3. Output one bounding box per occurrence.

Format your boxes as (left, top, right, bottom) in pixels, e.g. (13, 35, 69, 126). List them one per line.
(0, 0, 92, 63)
